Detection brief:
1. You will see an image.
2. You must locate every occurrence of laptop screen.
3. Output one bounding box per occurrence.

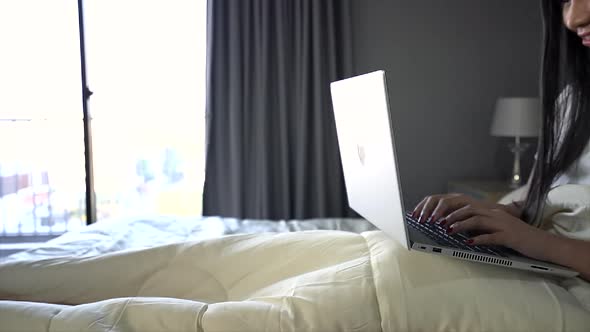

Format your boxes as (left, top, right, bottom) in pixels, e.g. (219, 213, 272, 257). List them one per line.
(330, 70, 410, 249)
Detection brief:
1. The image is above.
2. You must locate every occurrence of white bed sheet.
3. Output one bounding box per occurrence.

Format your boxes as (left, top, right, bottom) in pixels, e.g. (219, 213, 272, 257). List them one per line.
(2, 216, 376, 263)
(1, 215, 589, 332)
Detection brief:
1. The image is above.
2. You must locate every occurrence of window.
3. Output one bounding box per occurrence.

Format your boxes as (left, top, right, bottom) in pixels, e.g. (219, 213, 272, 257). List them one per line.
(0, 0, 206, 247)
(0, 1, 86, 239)
(85, 0, 207, 220)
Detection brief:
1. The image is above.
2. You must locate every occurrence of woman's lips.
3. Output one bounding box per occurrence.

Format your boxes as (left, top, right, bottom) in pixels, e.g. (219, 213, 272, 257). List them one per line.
(579, 30, 590, 47)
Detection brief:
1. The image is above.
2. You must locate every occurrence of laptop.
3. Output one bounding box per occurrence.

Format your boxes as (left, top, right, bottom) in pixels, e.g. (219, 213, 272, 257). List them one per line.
(330, 70, 577, 278)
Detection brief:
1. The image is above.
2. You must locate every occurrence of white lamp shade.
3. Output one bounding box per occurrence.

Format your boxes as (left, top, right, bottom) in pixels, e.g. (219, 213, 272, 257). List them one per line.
(490, 97, 541, 137)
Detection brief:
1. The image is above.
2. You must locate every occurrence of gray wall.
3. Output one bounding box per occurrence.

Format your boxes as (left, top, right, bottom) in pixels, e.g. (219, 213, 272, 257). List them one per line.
(351, 0, 542, 207)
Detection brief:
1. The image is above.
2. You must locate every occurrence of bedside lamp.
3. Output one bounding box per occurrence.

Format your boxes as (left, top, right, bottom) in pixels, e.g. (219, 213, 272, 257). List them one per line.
(490, 97, 540, 188)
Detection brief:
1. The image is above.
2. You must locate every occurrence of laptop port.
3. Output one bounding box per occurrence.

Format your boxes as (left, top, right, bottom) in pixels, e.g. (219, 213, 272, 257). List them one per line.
(432, 248, 442, 253)
(530, 265, 549, 271)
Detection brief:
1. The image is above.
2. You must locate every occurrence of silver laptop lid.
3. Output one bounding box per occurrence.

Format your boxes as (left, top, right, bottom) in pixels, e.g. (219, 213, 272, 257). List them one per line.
(330, 70, 411, 249)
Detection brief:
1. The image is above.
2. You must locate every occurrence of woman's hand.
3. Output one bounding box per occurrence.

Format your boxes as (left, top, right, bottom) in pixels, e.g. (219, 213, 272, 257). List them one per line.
(412, 193, 521, 224)
(445, 207, 549, 260)
(418, 196, 590, 280)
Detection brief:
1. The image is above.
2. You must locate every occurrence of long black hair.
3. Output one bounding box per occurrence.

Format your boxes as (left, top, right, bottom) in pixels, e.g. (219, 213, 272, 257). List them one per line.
(522, 0, 590, 225)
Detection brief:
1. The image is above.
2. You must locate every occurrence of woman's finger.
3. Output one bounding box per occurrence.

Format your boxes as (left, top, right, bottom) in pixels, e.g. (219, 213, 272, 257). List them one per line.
(448, 215, 501, 234)
(412, 197, 429, 218)
(429, 196, 470, 224)
(468, 233, 506, 247)
(445, 206, 493, 227)
(417, 195, 442, 223)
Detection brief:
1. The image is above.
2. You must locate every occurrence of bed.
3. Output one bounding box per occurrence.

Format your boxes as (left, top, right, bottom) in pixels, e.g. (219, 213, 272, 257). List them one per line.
(1, 185, 590, 331)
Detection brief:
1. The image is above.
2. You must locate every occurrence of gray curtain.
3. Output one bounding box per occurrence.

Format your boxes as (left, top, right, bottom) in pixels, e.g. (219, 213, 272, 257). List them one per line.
(203, 0, 355, 220)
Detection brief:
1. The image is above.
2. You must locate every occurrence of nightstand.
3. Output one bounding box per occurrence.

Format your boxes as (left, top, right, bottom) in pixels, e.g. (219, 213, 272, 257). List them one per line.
(447, 180, 514, 203)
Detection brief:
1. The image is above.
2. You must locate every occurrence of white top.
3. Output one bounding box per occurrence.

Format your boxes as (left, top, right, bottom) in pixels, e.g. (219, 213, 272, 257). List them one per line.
(551, 87, 590, 187)
(553, 138, 590, 187)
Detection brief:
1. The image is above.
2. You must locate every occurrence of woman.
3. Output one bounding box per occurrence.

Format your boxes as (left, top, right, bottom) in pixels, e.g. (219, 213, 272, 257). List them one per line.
(413, 0, 590, 280)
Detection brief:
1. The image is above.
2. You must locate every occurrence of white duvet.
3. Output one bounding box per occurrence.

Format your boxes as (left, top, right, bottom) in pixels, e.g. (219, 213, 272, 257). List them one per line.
(2, 185, 590, 331)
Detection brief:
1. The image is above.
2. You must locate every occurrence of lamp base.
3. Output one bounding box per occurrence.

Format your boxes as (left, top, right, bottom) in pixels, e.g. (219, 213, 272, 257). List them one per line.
(507, 137, 530, 189)
(509, 176, 522, 189)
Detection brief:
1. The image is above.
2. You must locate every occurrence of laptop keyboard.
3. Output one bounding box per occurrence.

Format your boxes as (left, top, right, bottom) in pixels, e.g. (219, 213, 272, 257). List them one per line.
(405, 212, 510, 257)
